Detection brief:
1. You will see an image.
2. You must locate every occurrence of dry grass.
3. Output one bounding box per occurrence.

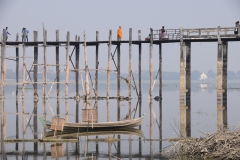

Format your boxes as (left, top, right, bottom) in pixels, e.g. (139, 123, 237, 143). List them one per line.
(163, 129, 240, 160)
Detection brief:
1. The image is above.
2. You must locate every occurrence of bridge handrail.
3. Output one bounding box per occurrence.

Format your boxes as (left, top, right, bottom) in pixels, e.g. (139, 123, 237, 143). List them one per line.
(151, 27, 238, 40)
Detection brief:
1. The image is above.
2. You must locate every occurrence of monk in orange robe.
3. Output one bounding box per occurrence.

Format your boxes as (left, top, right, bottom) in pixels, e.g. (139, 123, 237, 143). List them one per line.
(117, 26, 122, 40)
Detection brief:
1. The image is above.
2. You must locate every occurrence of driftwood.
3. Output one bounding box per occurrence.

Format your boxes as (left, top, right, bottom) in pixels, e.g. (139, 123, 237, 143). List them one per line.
(163, 129, 240, 160)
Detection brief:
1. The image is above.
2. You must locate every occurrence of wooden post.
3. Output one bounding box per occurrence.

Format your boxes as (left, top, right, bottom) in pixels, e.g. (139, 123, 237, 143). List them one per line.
(222, 41, 228, 128)
(1, 29, 6, 141)
(138, 30, 142, 99)
(33, 31, 38, 151)
(149, 28, 153, 100)
(107, 30, 112, 123)
(95, 31, 99, 98)
(66, 31, 70, 122)
(15, 33, 19, 150)
(106, 30, 112, 100)
(21, 30, 26, 100)
(180, 42, 186, 137)
(128, 28, 132, 120)
(158, 31, 162, 151)
(43, 30, 47, 99)
(33, 31, 38, 100)
(84, 31, 90, 100)
(117, 30, 121, 157)
(179, 41, 191, 137)
(185, 42, 191, 137)
(56, 30, 60, 116)
(217, 41, 223, 130)
(75, 35, 80, 100)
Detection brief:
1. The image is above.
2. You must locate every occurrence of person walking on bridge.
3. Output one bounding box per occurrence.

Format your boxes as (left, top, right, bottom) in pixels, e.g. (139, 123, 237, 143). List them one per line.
(5, 27, 11, 41)
(22, 28, 29, 42)
(161, 26, 165, 39)
(234, 21, 239, 35)
(117, 26, 122, 40)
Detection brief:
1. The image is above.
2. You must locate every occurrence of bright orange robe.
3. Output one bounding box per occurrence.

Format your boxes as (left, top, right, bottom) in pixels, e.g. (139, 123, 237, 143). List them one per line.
(117, 28, 122, 39)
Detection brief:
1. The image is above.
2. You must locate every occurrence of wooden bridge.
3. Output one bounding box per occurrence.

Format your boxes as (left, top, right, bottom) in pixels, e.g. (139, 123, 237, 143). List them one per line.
(0, 25, 240, 141)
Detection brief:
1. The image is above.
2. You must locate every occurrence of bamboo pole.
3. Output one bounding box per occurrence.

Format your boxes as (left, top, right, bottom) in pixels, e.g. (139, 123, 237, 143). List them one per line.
(65, 31, 70, 122)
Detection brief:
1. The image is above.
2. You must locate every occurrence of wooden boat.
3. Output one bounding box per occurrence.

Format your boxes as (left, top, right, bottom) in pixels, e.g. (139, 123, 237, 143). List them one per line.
(43, 127, 145, 139)
(40, 114, 145, 131)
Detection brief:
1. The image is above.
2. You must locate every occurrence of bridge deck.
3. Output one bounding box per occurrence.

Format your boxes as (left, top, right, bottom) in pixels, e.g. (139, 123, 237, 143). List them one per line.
(3, 36, 240, 47)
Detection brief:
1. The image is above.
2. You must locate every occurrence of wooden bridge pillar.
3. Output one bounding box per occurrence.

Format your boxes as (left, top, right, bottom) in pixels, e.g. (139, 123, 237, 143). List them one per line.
(1, 29, 6, 141)
(217, 41, 228, 130)
(65, 32, 70, 122)
(117, 32, 121, 157)
(75, 36, 80, 100)
(180, 42, 191, 137)
(33, 31, 38, 151)
(15, 33, 19, 151)
(138, 30, 142, 99)
(158, 32, 162, 151)
(56, 30, 60, 116)
(43, 30, 47, 99)
(128, 28, 132, 119)
(149, 28, 153, 100)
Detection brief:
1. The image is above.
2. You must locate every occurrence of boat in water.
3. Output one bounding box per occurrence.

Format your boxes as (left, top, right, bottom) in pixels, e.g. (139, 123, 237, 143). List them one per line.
(40, 114, 145, 131)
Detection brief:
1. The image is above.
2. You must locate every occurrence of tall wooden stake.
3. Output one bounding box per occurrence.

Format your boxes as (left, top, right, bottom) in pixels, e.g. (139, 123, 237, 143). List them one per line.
(65, 31, 70, 122)
(149, 28, 153, 100)
(33, 31, 38, 151)
(15, 33, 19, 150)
(128, 28, 132, 120)
(56, 30, 60, 116)
(138, 30, 142, 99)
(75, 35, 80, 100)
(43, 30, 47, 99)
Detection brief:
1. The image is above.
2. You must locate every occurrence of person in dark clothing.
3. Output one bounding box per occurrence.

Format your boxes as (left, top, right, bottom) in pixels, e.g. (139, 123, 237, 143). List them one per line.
(161, 26, 165, 39)
(5, 27, 11, 41)
(234, 21, 239, 35)
(22, 28, 29, 42)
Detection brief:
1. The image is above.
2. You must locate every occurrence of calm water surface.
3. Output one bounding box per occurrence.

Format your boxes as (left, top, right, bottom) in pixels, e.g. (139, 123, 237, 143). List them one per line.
(1, 80, 240, 159)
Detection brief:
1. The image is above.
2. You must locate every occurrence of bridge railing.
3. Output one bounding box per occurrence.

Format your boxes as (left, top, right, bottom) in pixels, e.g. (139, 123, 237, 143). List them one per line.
(152, 26, 239, 41)
(182, 27, 236, 39)
(152, 29, 180, 40)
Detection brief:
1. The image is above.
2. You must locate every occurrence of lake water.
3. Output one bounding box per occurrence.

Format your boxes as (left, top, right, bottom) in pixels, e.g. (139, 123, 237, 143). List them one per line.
(1, 80, 240, 159)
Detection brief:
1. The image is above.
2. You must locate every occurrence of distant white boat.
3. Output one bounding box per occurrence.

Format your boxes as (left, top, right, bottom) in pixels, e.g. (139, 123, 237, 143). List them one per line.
(200, 71, 207, 80)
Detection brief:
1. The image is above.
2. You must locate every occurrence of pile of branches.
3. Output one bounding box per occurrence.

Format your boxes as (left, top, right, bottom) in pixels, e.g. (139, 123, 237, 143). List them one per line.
(164, 129, 240, 160)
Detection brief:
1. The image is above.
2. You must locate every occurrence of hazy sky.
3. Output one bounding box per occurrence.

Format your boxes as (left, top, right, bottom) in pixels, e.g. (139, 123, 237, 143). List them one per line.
(0, 0, 240, 73)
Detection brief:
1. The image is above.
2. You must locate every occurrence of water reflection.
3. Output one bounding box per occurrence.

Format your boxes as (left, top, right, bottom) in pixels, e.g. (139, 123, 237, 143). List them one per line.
(0, 83, 237, 159)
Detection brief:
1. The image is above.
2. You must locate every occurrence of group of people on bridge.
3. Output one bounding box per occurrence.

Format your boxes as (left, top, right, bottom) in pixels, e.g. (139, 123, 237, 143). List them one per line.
(4, 27, 29, 42)
(3, 22, 240, 42)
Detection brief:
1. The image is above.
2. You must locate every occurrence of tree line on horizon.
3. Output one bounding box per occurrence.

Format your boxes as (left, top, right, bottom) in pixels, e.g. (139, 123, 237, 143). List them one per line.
(5, 69, 240, 81)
